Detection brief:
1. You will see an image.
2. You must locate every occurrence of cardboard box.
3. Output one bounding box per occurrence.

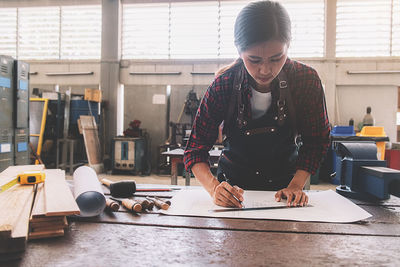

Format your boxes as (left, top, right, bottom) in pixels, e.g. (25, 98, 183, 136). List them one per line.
(84, 88, 102, 102)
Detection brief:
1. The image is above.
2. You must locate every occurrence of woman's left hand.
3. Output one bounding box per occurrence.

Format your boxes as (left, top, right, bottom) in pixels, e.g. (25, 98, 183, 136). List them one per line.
(275, 185, 308, 207)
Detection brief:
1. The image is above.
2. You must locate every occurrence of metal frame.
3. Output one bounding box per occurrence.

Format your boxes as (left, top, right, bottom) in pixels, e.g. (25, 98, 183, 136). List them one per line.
(29, 98, 48, 165)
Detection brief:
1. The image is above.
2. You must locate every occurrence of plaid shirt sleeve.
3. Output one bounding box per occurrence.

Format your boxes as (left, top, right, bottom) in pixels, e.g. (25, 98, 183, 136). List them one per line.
(292, 64, 331, 175)
(184, 73, 232, 171)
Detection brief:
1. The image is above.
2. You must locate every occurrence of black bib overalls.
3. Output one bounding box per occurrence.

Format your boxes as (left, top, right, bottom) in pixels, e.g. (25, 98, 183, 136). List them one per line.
(217, 82, 298, 191)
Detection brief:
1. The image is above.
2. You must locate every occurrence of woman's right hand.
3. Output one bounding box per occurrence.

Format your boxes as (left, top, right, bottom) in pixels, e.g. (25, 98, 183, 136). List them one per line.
(212, 181, 244, 207)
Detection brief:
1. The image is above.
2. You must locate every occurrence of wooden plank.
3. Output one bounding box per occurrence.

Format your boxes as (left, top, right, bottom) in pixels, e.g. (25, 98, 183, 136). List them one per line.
(83, 130, 102, 164)
(31, 225, 66, 233)
(44, 169, 80, 217)
(0, 185, 35, 254)
(30, 216, 65, 223)
(28, 229, 64, 240)
(30, 217, 67, 230)
(31, 183, 45, 218)
(80, 115, 102, 166)
(0, 184, 34, 238)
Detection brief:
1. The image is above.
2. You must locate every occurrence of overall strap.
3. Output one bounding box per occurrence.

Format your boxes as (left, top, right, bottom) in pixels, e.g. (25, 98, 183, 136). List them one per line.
(224, 64, 246, 133)
(277, 70, 298, 138)
(235, 65, 247, 128)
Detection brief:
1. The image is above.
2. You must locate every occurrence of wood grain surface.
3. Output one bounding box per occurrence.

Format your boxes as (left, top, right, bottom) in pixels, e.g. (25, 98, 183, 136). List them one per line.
(20, 222, 400, 266)
(44, 169, 79, 217)
(0, 184, 34, 238)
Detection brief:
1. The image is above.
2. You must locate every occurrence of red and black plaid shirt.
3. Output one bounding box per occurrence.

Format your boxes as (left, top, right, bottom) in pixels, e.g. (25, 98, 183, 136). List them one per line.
(184, 58, 330, 175)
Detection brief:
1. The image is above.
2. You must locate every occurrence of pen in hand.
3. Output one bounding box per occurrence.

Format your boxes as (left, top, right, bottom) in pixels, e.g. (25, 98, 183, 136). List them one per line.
(222, 173, 244, 207)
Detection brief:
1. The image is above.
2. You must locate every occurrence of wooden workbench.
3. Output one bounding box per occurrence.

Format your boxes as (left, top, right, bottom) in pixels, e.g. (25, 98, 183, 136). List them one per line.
(11, 188, 400, 266)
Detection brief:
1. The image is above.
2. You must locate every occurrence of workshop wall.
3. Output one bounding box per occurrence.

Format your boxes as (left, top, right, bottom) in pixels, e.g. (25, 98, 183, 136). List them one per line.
(337, 85, 397, 141)
(29, 61, 100, 95)
(124, 84, 207, 168)
(26, 58, 400, 166)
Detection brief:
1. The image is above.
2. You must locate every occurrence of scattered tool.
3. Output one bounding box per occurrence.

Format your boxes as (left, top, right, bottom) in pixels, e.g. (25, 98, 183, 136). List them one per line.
(122, 199, 142, 213)
(144, 198, 155, 210)
(211, 205, 310, 213)
(111, 197, 142, 213)
(101, 178, 179, 197)
(154, 196, 171, 206)
(101, 179, 136, 198)
(135, 188, 176, 192)
(105, 199, 120, 212)
(136, 199, 152, 211)
(0, 171, 46, 193)
(146, 196, 170, 210)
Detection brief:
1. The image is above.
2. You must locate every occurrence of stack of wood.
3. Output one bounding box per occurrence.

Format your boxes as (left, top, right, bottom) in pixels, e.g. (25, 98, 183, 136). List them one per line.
(29, 169, 79, 239)
(0, 165, 80, 260)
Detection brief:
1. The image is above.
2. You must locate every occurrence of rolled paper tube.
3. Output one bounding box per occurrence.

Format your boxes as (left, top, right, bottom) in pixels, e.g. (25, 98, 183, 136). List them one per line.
(73, 166, 106, 217)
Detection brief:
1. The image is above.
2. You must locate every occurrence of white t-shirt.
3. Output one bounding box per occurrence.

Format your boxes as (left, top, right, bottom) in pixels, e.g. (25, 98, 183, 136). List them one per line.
(250, 87, 272, 119)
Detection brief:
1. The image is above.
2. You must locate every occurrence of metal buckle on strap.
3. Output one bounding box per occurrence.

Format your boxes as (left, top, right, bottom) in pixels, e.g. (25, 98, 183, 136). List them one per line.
(279, 80, 287, 89)
(237, 119, 247, 128)
(295, 135, 303, 147)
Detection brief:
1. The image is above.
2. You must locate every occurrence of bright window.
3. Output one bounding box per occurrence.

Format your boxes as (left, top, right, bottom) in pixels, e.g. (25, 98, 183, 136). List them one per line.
(0, 5, 101, 60)
(60, 5, 102, 60)
(122, 0, 325, 59)
(0, 8, 17, 58)
(393, 0, 400, 56)
(18, 7, 60, 60)
(336, 0, 397, 57)
(122, 3, 170, 59)
(170, 2, 219, 59)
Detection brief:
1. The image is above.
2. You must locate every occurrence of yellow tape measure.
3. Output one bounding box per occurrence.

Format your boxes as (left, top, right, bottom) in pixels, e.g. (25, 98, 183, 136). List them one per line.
(0, 171, 45, 194)
(0, 177, 19, 193)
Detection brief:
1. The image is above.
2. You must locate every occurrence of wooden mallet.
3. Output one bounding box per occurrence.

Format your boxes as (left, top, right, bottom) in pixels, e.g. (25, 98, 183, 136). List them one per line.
(101, 178, 136, 198)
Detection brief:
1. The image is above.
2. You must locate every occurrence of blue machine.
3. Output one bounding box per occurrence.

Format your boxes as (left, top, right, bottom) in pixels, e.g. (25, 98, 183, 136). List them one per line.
(111, 137, 145, 174)
(334, 141, 400, 201)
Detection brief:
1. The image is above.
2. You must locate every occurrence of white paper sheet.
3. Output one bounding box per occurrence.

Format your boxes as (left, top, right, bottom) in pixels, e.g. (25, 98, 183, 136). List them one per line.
(161, 189, 372, 223)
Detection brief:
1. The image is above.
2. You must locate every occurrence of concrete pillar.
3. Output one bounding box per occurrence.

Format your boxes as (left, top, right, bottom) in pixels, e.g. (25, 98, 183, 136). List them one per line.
(324, 0, 337, 124)
(101, 0, 121, 155)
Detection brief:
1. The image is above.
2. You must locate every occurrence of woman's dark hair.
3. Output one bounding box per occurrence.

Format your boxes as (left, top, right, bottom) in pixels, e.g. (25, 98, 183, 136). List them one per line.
(234, 1, 291, 53)
(216, 1, 291, 76)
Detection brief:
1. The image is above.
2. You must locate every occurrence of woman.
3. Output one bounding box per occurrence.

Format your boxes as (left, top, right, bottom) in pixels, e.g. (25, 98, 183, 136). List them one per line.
(184, 1, 330, 208)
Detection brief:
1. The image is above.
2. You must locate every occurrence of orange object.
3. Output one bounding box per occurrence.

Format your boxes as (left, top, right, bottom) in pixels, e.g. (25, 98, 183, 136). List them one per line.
(84, 88, 102, 102)
(357, 126, 387, 160)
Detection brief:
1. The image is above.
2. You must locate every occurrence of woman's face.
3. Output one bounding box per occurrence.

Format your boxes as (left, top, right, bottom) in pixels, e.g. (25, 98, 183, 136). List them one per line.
(240, 40, 288, 92)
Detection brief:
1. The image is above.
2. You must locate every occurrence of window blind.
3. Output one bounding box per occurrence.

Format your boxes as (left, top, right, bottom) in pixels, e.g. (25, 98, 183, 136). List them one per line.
(122, 0, 325, 59)
(18, 7, 60, 60)
(122, 3, 170, 59)
(336, 0, 393, 57)
(219, 1, 249, 58)
(60, 5, 102, 60)
(393, 0, 400, 56)
(170, 2, 219, 59)
(0, 8, 17, 58)
(284, 0, 325, 58)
